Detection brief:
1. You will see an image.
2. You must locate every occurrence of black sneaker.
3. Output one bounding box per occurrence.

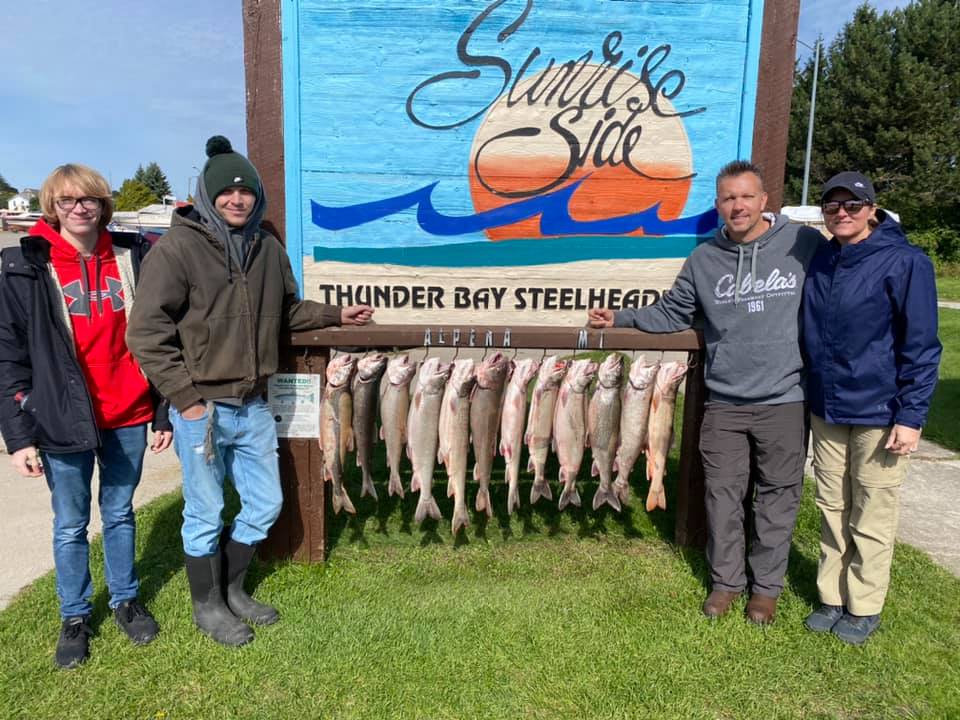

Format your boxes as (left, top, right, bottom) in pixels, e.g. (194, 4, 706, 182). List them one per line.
(55, 616, 92, 669)
(113, 599, 159, 645)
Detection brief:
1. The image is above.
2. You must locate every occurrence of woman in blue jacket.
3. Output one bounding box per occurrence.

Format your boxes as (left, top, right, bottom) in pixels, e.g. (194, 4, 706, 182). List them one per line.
(802, 172, 941, 645)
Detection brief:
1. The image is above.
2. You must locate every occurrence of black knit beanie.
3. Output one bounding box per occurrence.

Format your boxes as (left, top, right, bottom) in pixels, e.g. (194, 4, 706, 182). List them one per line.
(202, 136, 260, 200)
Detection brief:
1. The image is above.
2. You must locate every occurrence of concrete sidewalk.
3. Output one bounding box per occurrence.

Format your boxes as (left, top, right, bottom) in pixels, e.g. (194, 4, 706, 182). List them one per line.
(1, 435, 958, 610)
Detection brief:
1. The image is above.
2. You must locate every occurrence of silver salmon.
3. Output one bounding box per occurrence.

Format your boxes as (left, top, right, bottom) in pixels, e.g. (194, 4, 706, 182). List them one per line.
(379, 355, 417, 498)
(351, 353, 387, 500)
(645, 361, 688, 512)
(613, 356, 660, 505)
(499, 358, 540, 515)
(470, 351, 512, 517)
(553, 359, 598, 510)
(588, 354, 623, 512)
(407, 357, 451, 524)
(525, 357, 568, 504)
(438, 358, 476, 534)
(319, 354, 357, 515)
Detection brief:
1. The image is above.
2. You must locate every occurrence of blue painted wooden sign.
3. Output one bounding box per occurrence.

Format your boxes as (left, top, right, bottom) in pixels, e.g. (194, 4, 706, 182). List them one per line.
(282, 0, 767, 322)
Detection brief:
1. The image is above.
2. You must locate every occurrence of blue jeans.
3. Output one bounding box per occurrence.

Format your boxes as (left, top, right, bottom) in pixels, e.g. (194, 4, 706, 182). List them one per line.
(41, 424, 148, 619)
(170, 399, 282, 557)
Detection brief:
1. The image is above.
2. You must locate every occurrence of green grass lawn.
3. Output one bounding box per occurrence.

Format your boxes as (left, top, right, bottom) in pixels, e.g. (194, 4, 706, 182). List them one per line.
(2, 438, 959, 719)
(937, 275, 960, 302)
(925, 308, 960, 452)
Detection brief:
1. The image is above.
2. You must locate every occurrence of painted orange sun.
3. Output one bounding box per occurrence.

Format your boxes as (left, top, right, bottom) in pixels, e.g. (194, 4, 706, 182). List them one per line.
(468, 64, 695, 240)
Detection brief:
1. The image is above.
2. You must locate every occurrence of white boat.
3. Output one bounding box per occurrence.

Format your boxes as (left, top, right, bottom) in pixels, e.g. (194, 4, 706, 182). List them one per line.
(109, 195, 179, 233)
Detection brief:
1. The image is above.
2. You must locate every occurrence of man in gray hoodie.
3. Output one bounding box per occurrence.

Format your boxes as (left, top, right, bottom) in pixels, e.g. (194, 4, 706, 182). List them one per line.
(588, 160, 823, 625)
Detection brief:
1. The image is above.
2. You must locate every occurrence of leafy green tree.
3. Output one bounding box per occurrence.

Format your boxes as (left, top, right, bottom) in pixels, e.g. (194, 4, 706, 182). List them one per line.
(784, 0, 960, 233)
(0, 172, 15, 195)
(115, 179, 159, 211)
(134, 162, 172, 201)
(29, 196, 40, 212)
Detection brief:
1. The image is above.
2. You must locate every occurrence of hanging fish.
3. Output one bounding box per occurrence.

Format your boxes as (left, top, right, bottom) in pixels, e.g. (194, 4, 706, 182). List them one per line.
(439, 358, 476, 534)
(319, 354, 357, 515)
(499, 358, 540, 515)
(645, 361, 688, 512)
(553, 359, 598, 510)
(613, 356, 660, 505)
(469, 351, 511, 517)
(588, 354, 623, 512)
(407, 357, 452, 524)
(351, 353, 388, 500)
(525, 357, 568, 505)
(379, 355, 417, 498)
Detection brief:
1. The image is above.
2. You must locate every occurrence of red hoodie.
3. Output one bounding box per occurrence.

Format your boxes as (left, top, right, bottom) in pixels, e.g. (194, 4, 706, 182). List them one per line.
(33, 220, 154, 430)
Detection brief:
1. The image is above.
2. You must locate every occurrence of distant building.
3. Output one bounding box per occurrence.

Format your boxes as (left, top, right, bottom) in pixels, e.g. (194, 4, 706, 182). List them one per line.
(7, 189, 38, 213)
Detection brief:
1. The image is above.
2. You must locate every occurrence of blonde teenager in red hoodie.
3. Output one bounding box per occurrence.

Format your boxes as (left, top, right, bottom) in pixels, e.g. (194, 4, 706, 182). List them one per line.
(0, 164, 172, 669)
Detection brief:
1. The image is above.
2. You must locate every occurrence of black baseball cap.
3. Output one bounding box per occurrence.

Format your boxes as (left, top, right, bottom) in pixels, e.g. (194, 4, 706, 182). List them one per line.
(820, 171, 876, 204)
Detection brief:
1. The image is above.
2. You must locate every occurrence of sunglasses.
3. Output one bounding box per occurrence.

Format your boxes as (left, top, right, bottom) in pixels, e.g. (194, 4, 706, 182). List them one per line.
(822, 199, 871, 215)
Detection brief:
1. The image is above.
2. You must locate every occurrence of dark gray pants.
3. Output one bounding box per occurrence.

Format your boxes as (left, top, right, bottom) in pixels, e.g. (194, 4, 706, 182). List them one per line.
(700, 402, 806, 597)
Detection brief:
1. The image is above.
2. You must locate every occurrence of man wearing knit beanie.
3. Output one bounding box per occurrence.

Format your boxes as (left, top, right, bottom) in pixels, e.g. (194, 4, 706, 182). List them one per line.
(127, 136, 373, 647)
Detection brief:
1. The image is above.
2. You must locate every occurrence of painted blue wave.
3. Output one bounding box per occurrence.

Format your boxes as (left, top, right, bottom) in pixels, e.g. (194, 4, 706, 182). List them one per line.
(311, 178, 718, 238)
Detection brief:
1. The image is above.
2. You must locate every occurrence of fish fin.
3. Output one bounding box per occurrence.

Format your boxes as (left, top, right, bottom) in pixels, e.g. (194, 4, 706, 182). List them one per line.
(475, 487, 492, 516)
(658, 490, 667, 510)
(331, 488, 343, 514)
(612, 456, 620, 473)
(379, 427, 385, 441)
(346, 428, 355, 453)
(530, 480, 552, 504)
(501, 441, 512, 460)
(341, 488, 357, 515)
(526, 455, 535, 473)
(558, 483, 581, 510)
(523, 429, 531, 446)
(592, 485, 622, 512)
(645, 487, 659, 512)
(437, 449, 445, 466)
(507, 483, 520, 515)
(410, 473, 421, 493)
(361, 475, 378, 500)
(613, 476, 631, 505)
(388, 471, 405, 498)
(446, 477, 455, 497)
(591, 459, 599, 477)
(451, 505, 470, 534)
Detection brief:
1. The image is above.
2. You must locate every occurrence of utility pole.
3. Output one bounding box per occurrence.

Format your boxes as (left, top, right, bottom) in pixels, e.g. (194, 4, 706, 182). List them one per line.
(799, 37, 821, 207)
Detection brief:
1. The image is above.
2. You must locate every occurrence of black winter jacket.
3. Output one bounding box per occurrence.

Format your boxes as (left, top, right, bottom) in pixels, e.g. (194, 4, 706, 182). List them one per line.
(0, 232, 171, 455)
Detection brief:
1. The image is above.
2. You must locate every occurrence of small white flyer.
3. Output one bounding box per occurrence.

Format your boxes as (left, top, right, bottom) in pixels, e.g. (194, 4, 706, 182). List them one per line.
(267, 373, 321, 438)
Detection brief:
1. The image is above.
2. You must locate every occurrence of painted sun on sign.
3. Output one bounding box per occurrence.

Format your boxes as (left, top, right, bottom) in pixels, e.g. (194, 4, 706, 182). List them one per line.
(309, 0, 717, 250)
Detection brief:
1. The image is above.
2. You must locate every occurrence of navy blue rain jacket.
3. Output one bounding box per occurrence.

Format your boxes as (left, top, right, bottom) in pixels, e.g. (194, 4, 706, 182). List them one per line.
(802, 211, 941, 429)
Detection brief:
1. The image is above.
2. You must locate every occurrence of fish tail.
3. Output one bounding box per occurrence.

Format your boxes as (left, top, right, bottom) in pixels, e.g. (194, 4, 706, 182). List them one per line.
(451, 504, 470, 534)
(592, 484, 622, 513)
(475, 487, 492, 517)
(331, 487, 343, 515)
(507, 482, 520, 515)
(645, 486, 659, 513)
(414, 494, 441, 524)
(388, 468, 405, 498)
(613, 475, 631, 504)
(360, 471, 378, 501)
(530, 478, 552, 504)
(340, 487, 357, 515)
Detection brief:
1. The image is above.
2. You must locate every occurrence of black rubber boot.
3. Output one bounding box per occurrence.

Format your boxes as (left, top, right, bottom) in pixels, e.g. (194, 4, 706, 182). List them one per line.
(222, 538, 280, 625)
(184, 553, 254, 646)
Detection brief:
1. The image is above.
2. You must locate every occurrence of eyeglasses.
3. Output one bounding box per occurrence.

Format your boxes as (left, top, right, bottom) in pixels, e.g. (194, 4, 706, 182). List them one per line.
(55, 196, 102, 212)
(822, 199, 871, 215)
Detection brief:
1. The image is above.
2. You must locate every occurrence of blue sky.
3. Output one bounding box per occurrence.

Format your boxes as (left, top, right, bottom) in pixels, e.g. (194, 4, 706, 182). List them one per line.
(1, 0, 908, 199)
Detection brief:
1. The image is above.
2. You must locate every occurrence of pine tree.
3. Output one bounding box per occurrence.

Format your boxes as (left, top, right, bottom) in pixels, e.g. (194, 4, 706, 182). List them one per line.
(115, 179, 159, 211)
(140, 162, 173, 201)
(784, 0, 960, 232)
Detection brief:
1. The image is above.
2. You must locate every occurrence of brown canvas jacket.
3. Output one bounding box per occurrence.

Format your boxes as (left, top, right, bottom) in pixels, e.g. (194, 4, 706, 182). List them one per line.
(126, 208, 341, 411)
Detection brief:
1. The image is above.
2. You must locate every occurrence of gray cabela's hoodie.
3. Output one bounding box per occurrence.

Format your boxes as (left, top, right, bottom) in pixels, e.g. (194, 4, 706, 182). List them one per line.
(615, 214, 824, 405)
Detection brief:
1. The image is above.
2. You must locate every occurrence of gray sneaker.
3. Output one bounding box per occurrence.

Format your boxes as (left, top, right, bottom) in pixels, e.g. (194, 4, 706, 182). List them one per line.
(832, 613, 882, 645)
(805, 604, 845, 633)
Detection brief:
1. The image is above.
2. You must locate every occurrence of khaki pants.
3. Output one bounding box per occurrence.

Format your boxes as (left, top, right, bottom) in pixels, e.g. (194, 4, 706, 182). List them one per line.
(810, 414, 909, 615)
